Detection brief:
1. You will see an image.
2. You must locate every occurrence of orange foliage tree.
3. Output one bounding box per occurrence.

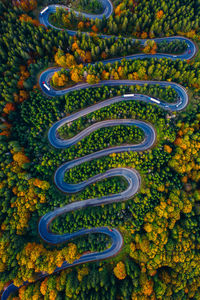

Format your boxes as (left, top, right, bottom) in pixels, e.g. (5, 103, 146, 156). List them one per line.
(19, 14, 40, 26)
(164, 144, 172, 154)
(143, 40, 157, 54)
(141, 32, 148, 39)
(113, 261, 127, 280)
(156, 10, 164, 19)
(3, 103, 15, 114)
(13, 152, 30, 167)
(91, 25, 99, 33)
(101, 70, 110, 80)
(70, 65, 83, 83)
(101, 51, 108, 59)
(78, 21, 85, 30)
(115, 3, 124, 16)
(0, 122, 12, 137)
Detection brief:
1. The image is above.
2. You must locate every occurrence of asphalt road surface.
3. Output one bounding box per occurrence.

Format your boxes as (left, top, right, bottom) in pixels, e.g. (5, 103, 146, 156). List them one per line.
(1, 1, 196, 299)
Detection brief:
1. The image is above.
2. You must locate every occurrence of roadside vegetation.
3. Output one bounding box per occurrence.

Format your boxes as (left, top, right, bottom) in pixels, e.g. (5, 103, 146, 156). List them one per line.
(75, 0, 103, 14)
(49, 0, 200, 37)
(0, 0, 200, 299)
(40, 0, 103, 14)
(50, 38, 188, 88)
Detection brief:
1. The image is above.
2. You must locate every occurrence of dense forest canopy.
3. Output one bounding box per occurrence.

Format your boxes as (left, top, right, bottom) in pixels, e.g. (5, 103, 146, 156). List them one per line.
(0, 0, 200, 299)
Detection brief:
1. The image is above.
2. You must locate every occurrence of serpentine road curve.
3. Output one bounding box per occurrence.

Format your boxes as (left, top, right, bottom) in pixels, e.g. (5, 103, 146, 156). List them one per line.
(1, 1, 197, 299)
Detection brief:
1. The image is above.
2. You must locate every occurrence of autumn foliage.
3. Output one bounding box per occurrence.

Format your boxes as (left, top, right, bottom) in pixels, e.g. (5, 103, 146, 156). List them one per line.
(55, 50, 76, 68)
(86, 74, 100, 84)
(115, 3, 125, 16)
(13, 0, 37, 12)
(19, 14, 40, 26)
(13, 152, 30, 167)
(52, 72, 68, 87)
(143, 40, 157, 54)
(70, 65, 83, 83)
(18, 66, 30, 87)
(169, 122, 200, 182)
(156, 10, 164, 19)
(0, 148, 50, 234)
(91, 25, 99, 33)
(3, 103, 15, 114)
(0, 122, 12, 137)
(15, 242, 79, 284)
(77, 267, 89, 281)
(113, 261, 127, 280)
(164, 144, 172, 154)
(141, 32, 148, 39)
(130, 188, 194, 277)
(78, 21, 84, 30)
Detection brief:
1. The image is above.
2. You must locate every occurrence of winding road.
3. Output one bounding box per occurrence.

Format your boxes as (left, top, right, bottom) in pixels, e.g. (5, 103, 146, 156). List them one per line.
(1, 1, 197, 299)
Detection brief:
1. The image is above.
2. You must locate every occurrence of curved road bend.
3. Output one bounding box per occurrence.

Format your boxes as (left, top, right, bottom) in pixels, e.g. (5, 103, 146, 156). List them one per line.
(1, 1, 196, 299)
(39, 4, 196, 60)
(39, 0, 113, 24)
(1, 85, 189, 300)
(38, 3, 196, 63)
(40, 79, 188, 111)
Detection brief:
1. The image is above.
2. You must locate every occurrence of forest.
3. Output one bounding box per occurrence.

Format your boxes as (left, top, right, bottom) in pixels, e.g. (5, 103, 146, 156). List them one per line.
(0, 0, 200, 299)
(49, 0, 200, 36)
